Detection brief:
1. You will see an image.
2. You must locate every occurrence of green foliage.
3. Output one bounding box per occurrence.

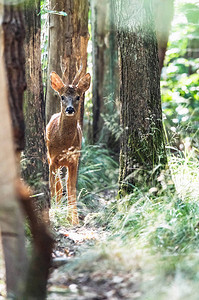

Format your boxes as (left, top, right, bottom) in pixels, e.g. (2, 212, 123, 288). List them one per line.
(162, 1, 199, 146)
(108, 149, 199, 251)
(101, 95, 121, 142)
(77, 142, 118, 213)
(87, 149, 199, 299)
(53, 149, 199, 299)
(78, 143, 118, 192)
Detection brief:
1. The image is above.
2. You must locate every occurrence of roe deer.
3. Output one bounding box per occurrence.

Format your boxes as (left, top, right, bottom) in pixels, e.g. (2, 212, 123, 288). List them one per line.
(46, 70, 91, 225)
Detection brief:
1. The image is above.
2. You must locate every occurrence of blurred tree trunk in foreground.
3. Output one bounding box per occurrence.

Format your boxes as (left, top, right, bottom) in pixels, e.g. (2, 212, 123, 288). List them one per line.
(0, 3, 28, 298)
(2, 3, 26, 155)
(46, 0, 89, 126)
(1, 3, 54, 299)
(115, 0, 167, 195)
(91, 0, 119, 150)
(23, 0, 49, 220)
(153, 0, 174, 72)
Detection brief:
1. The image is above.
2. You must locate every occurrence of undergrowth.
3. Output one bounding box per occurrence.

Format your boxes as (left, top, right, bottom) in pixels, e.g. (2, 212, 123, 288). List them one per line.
(96, 148, 199, 299)
(50, 145, 199, 300)
(50, 142, 118, 227)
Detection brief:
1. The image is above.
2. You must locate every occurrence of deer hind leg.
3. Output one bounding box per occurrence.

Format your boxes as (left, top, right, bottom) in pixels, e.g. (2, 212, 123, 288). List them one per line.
(66, 161, 79, 225)
(49, 164, 63, 203)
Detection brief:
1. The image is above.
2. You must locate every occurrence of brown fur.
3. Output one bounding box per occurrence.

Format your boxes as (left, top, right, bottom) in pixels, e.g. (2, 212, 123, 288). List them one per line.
(46, 72, 91, 225)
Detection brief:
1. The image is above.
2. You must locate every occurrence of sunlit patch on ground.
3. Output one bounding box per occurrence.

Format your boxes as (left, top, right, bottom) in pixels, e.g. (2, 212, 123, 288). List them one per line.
(48, 232, 140, 300)
(58, 227, 101, 243)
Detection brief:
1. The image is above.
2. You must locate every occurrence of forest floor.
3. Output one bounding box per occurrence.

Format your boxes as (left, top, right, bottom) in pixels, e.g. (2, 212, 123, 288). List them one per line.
(47, 150, 199, 300)
(47, 190, 141, 300)
(47, 224, 139, 300)
(1, 150, 199, 300)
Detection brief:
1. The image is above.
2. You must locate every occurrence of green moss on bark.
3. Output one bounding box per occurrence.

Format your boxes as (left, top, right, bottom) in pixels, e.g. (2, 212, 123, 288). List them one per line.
(115, 0, 167, 196)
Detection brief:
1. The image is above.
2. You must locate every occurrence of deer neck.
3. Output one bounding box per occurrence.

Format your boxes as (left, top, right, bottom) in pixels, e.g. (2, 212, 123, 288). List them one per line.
(59, 111, 78, 135)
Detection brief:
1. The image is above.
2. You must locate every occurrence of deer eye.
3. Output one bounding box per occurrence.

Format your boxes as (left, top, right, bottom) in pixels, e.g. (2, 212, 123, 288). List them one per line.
(61, 96, 65, 101)
(76, 96, 80, 101)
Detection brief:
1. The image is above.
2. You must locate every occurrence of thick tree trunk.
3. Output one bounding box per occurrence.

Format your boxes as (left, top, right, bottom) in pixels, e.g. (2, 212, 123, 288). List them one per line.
(115, 0, 167, 195)
(18, 182, 54, 300)
(91, 0, 119, 148)
(1, 3, 53, 299)
(23, 2, 54, 294)
(0, 4, 27, 298)
(153, 0, 174, 72)
(23, 0, 50, 219)
(46, 0, 89, 126)
(2, 3, 26, 154)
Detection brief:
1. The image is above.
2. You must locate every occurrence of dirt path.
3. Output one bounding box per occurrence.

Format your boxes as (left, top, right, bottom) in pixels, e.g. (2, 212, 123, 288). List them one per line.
(47, 225, 140, 300)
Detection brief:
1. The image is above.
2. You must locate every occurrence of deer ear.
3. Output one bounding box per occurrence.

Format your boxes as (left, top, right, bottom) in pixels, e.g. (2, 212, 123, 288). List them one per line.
(50, 71, 65, 92)
(77, 73, 91, 94)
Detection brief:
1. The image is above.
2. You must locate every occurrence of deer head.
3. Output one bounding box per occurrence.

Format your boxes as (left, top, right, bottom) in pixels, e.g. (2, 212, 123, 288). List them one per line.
(50, 71, 91, 117)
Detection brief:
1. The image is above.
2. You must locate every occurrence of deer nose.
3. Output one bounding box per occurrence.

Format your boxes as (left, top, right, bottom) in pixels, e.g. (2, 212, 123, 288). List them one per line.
(65, 106, 75, 114)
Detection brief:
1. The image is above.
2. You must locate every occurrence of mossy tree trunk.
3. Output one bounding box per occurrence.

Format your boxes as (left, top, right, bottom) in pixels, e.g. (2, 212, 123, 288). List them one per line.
(23, 0, 50, 219)
(115, 0, 167, 195)
(46, 0, 89, 126)
(91, 0, 119, 150)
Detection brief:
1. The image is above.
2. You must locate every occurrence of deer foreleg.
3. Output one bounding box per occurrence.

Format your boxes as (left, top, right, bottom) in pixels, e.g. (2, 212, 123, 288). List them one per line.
(55, 168, 63, 203)
(67, 162, 79, 225)
(49, 164, 63, 203)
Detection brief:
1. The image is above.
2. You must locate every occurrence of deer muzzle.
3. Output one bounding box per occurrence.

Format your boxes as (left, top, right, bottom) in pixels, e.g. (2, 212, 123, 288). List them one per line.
(65, 106, 75, 115)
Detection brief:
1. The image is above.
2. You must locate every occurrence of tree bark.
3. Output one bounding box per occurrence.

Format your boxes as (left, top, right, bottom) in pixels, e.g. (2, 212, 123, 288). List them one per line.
(153, 0, 174, 72)
(1, 3, 54, 299)
(23, 0, 50, 219)
(115, 0, 167, 195)
(0, 4, 28, 298)
(2, 3, 26, 153)
(17, 182, 54, 300)
(91, 0, 119, 149)
(46, 0, 89, 126)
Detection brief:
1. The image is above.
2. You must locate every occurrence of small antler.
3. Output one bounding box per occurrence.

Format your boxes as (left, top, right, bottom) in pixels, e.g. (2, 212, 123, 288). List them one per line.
(72, 60, 84, 86)
(60, 56, 69, 86)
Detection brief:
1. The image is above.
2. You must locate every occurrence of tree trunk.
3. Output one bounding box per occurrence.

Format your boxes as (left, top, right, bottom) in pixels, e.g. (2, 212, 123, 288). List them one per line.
(23, 0, 50, 219)
(18, 182, 54, 300)
(1, 3, 54, 299)
(0, 4, 28, 298)
(115, 0, 167, 195)
(153, 0, 174, 72)
(46, 0, 89, 126)
(2, 3, 26, 154)
(91, 0, 119, 149)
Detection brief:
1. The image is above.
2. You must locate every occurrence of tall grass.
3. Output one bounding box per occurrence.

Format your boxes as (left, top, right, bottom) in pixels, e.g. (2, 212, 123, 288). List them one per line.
(50, 140, 199, 299)
(95, 147, 199, 299)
